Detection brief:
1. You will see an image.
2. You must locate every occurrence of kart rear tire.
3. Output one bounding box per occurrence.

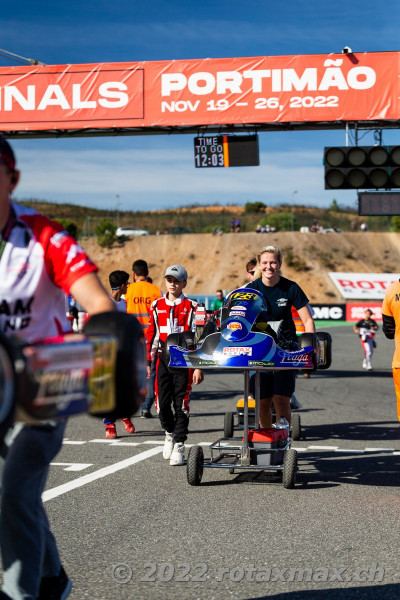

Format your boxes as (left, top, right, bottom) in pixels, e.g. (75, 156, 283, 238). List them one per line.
(196, 320, 217, 344)
(187, 445, 204, 486)
(180, 331, 196, 350)
(299, 332, 318, 373)
(291, 413, 301, 441)
(316, 332, 332, 370)
(224, 411, 235, 438)
(282, 448, 298, 489)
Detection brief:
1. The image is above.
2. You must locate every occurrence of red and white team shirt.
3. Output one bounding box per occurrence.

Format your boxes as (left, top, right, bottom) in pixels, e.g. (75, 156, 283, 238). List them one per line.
(0, 202, 98, 343)
(146, 293, 197, 362)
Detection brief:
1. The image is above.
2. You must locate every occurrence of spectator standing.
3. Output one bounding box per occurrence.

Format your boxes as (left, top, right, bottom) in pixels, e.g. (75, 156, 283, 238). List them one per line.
(103, 270, 136, 438)
(124, 259, 162, 418)
(246, 258, 258, 282)
(0, 135, 116, 600)
(211, 290, 225, 311)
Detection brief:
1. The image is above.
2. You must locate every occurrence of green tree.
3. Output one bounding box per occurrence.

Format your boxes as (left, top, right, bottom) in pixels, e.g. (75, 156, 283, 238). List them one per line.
(244, 201, 266, 213)
(260, 211, 296, 231)
(58, 219, 78, 239)
(329, 199, 339, 211)
(391, 216, 400, 232)
(95, 219, 117, 248)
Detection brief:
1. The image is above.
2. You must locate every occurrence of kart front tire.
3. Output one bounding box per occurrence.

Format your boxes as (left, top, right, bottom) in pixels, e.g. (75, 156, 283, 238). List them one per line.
(291, 413, 301, 441)
(299, 333, 318, 373)
(187, 445, 204, 486)
(224, 411, 235, 438)
(282, 448, 298, 489)
(316, 332, 332, 370)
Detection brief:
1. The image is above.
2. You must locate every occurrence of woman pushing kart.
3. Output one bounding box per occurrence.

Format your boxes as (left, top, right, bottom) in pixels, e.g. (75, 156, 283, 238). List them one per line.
(245, 245, 315, 428)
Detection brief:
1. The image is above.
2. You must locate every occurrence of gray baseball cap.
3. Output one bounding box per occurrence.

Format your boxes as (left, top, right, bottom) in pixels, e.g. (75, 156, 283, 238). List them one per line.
(164, 265, 188, 281)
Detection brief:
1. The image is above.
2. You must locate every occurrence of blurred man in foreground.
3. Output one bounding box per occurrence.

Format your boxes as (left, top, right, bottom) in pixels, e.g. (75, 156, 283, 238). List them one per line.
(0, 136, 115, 600)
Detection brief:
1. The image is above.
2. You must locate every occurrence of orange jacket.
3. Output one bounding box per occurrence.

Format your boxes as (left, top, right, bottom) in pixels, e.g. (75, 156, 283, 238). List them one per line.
(124, 280, 162, 331)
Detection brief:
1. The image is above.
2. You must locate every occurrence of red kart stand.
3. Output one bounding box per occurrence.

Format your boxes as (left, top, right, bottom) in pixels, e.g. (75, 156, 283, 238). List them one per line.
(187, 371, 298, 489)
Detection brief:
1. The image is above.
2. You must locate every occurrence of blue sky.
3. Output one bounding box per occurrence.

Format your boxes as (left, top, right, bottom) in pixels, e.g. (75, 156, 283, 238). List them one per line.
(1, 1, 400, 212)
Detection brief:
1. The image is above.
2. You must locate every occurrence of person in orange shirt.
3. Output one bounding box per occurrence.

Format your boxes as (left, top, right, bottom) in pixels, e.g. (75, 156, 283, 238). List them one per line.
(382, 279, 400, 422)
(125, 259, 162, 417)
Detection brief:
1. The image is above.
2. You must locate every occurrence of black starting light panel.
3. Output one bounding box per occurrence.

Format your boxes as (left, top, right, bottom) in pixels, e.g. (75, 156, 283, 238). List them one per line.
(358, 191, 400, 216)
(324, 146, 400, 190)
(194, 135, 259, 168)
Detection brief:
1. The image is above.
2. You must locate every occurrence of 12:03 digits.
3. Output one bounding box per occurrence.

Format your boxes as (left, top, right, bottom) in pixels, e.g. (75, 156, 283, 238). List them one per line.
(255, 96, 339, 109)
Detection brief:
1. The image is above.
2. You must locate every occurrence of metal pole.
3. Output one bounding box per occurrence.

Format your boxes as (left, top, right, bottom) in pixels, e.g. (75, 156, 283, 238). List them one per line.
(116, 195, 120, 227)
(241, 371, 251, 466)
(254, 371, 260, 429)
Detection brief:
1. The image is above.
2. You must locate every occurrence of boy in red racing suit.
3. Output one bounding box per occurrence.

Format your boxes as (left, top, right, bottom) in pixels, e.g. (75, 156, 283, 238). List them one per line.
(146, 265, 203, 466)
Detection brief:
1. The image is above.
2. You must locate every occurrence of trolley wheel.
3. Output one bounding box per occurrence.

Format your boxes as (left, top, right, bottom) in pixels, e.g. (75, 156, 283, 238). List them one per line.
(229, 468, 235, 475)
(282, 448, 298, 489)
(291, 413, 301, 441)
(224, 411, 235, 438)
(187, 445, 204, 486)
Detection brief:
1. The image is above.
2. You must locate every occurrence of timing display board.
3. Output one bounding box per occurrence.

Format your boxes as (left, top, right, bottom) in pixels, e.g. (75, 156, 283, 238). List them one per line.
(358, 192, 400, 215)
(194, 135, 259, 168)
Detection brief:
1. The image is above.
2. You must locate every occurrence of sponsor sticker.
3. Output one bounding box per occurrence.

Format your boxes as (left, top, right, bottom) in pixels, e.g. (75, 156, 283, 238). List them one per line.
(231, 292, 258, 301)
(223, 347, 252, 356)
(230, 311, 246, 317)
(227, 322, 242, 331)
(280, 353, 309, 363)
(249, 361, 274, 367)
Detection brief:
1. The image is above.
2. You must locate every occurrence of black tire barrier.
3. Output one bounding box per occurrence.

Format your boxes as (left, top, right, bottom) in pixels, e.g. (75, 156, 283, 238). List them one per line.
(83, 312, 146, 420)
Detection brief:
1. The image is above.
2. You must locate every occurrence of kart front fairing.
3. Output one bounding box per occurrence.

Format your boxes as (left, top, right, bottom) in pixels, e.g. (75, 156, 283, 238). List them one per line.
(168, 287, 314, 370)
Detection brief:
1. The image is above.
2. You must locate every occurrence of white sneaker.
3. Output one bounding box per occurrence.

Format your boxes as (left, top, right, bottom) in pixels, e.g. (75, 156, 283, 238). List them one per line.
(170, 442, 185, 466)
(362, 359, 367, 369)
(367, 363, 372, 371)
(163, 432, 174, 459)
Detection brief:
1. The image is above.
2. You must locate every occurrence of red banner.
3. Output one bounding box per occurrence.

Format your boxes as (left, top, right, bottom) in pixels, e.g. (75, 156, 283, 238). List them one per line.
(345, 303, 383, 322)
(0, 52, 399, 132)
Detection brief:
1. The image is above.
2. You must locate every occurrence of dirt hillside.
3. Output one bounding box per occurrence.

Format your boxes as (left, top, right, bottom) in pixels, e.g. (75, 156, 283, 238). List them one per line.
(80, 232, 400, 303)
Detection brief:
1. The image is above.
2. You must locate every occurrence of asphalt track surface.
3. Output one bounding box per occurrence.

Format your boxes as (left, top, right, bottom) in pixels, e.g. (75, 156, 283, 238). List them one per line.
(7, 325, 400, 600)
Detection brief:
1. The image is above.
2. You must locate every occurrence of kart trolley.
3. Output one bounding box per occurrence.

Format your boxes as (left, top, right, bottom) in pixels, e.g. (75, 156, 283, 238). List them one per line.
(165, 287, 332, 489)
(188, 369, 298, 489)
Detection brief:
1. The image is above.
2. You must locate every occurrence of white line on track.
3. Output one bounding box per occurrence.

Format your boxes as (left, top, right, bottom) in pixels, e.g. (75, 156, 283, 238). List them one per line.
(62, 440, 86, 445)
(51, 462, 93, 471)
(43, 446, 163, 502)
